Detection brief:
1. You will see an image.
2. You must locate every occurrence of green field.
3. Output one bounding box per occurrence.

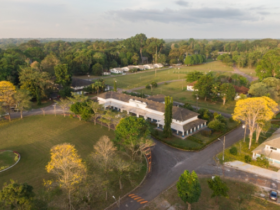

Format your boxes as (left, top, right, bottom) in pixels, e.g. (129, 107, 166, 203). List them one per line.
(0, 150, 17, 170)
(141, 176, 280, 210)
(103, 61, 234, 90)
(136, 82, 236, 114)
(0, 115, 146, 209)
(238, 66, 257, 77)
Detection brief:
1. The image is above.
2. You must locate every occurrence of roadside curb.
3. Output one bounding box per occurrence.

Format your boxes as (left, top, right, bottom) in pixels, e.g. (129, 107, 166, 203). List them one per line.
(104, 154, 150, 210)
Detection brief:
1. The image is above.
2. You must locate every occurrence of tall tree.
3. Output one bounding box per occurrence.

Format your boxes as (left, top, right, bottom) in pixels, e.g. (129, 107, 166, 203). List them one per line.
(54, 64, 72, 87)
(177, 170, 201, 210)
(13, 89, 32, 119)
(56, 98, 70, 117)
(207, 176, 229, 204)
(232, 97, 278, 149)
(46, 143, 86, 210)
(220, 83, 236, 105)
(163, 96, 173, 137)
(0, 81, 16, 121)
(40, 54, 60, 75)
(87, 100, 103, 125)
(19, 67, 52, 105)
(146, 38, 165, 63)
(194, 75, 214, 101)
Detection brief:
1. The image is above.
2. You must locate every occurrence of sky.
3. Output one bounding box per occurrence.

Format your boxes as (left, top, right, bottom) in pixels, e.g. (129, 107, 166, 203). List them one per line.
(0, 0, 280, 39)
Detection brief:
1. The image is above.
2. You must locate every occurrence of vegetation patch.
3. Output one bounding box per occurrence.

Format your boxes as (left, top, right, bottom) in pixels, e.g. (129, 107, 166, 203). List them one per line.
(0, 150, 19, 171)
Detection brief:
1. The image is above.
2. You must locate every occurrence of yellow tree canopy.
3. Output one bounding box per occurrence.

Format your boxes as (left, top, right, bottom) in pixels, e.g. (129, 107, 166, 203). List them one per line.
(233, 96, 278, 123)
(0, 81, 16, 102)
(46, 143, 86, 189)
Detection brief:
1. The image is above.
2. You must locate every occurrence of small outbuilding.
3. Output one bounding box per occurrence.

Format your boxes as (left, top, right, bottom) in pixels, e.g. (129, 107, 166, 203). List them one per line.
(187, 81, 198, 91)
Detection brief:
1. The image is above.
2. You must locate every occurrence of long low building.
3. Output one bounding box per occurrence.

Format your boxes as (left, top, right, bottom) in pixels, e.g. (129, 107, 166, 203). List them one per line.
(97, 92, 206, 138)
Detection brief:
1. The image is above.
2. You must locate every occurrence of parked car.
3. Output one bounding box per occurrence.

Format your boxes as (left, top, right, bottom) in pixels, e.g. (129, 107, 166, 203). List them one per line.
(269, 190, 278, 201)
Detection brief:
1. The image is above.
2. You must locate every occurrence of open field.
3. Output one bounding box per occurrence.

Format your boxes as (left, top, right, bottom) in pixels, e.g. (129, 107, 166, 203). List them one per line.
(141, 176, 280, 210)
(135, 82, 236, 114)
(103, 61, 234, 90)
(238, 66, 257, 77)
(0, 115, 146, 209)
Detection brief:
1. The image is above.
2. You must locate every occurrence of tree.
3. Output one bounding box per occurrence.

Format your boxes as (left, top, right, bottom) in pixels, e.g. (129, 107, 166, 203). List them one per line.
(232, 97, 278, 149)
(0, 81, 16, 121)
(256, 49, 280, 80)
(68, 92, 88, 104)
(19, 67, 52, 105)
(113, 156, 134, 190)
(194, 75, 214, 101)
(163, 96, 173, 137)
(56, 98, 70, 117)
(92, 63, 103, 76)
(87, 100, 103, 125)
(100, 110, 115, 131)
(177, 170, 201, 210)
(113, 80, 117, 92)
(208, 119, 226, 132)
(54, 64, 71, 87)
(146, 38, 165, 63)
(184, 55, 194, 66)
(115, 116, 151, 160)
(220, 83, 236, 105)
(92, 136, 116, 199)
(13, 89, 32, 119)
(186, 71, 203, 82)
(46, 143, 86, 210)
(40, 54, 60, 75)
(255, 120, 271, 143)
(0, 180, 35, 210)
(207, 176, 229, 204)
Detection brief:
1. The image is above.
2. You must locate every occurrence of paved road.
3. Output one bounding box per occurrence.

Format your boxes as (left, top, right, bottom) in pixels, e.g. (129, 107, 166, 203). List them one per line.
(108, 126, 244, 210)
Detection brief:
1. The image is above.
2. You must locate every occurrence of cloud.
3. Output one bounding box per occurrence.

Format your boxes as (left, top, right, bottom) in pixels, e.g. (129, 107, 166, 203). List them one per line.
(111, 7, 266, 24)
(175, 0, 188, 7)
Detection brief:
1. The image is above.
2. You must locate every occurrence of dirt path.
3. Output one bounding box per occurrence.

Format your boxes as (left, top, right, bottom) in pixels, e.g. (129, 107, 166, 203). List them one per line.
(232, 65, 258, 82)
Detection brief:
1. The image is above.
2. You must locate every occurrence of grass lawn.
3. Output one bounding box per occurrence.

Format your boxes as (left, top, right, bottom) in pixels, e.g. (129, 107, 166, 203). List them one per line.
(0, 115, 146, 209)
(104, 61, 233, 90)
(0, 150, 17, 170)
(217, 122, 280, 171)
(141, 176, 280, 210)
(152, 119, 239, 150)
(135, 82, 236, 114)
(238, 66, 257, 77)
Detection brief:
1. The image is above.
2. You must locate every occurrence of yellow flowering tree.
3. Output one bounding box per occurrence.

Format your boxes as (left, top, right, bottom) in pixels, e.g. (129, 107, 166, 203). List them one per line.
(233, 97, 278, 149)
(46, 143, 86, 210)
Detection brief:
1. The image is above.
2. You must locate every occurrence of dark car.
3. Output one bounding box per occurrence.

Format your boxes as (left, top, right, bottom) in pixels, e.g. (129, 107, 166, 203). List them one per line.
(269, 190, 278, 201)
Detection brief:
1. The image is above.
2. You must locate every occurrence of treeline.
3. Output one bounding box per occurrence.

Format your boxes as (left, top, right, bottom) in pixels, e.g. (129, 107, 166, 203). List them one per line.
(1, 36, 280, 85)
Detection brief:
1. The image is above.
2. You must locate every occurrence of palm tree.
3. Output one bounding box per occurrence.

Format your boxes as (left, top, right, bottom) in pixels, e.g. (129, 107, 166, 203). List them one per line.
(13, 90, 32, 119)
(56, 98, 70, 117)
(87, 101, 103, 125)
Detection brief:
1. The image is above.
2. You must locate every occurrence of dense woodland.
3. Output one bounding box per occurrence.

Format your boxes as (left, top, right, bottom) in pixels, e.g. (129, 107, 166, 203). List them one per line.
(1, 35, 280, 87)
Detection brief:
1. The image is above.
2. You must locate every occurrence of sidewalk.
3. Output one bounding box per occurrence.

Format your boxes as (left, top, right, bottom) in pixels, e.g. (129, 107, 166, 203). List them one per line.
(225, 161, 280, 181)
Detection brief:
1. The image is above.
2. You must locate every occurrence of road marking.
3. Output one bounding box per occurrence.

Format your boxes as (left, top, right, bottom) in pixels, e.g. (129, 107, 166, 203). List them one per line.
(129, 194, 148, 204)
(140, 201, 148, 204)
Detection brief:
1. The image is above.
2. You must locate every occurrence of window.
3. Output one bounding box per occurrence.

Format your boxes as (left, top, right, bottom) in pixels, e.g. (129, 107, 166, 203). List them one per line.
(270, 147, 277, 151)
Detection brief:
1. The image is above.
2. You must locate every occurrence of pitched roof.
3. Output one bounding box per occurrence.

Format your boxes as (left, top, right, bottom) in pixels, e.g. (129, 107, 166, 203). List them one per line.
(234, 86, 249, 94)
(98, 92, 199, 121)
(187, 81, 197, 87)
(146, 95, 166, 103)
(71, 78, 93, 87)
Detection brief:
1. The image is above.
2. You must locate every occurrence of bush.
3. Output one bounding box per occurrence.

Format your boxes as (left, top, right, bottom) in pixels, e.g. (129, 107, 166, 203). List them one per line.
(229, 117, 235, 122)
(229, 147, 238, 155)
(208, 119, 226, 132)
(244, 155, 252, 163)
(59, 86, 72, 97)
(146, 84, 151, 89)
(187, 136, 203, 145)
(151, 81, 158, 88)
(214, 114, 227, 125)
(201, 130, 212, 136)
(183, 103, 195, 111)
(256, 155, 269, 168)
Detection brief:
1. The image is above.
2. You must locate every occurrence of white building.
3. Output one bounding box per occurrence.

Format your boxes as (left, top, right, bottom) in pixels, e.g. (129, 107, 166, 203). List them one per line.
(187, 81, 198, 91)
(134, 65, 146, 70)
(143, 64, 155, 69)
(154, 63, 164, 68)
(253, 128, 280, 167)
(97, 92, 207, 138)
(110, 68, 123, 74)
(103, 72, 111, 75)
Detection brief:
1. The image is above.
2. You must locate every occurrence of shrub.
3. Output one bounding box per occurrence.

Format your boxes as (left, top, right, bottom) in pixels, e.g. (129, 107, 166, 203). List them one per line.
(229, 117, 235, 122)
(14, 154, 18, 162)
(229, 147, 238, 155)
(201, 130, 212, 136)
(244, 155, 251, 163)
(151, 81, 158, 88)
(208, 119, 226, 132)
(214, 114, 227, 125)
(256, 155, 269, 168)
(146, 84, 151, 89)
(183, 103, 195, 111)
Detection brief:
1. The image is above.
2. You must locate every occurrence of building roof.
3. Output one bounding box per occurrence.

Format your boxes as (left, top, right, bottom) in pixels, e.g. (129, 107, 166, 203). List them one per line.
(98, 92, 199, 121)
(183, 119, 207, 131)
(71, 78, 93, 87)
(187, 81, 197, 87)
(234, 86, 249, 94)
(146, 95, 166, 103)
(253, 128, 280, 160)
